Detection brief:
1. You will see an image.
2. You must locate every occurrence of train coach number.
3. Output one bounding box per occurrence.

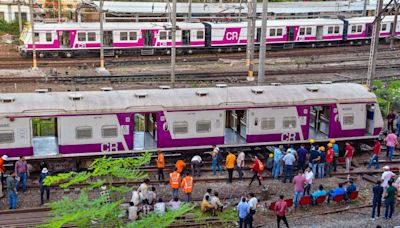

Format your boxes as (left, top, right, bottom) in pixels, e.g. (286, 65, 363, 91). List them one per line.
(281, 132, 296, 142)
(101, 142, 119, 152)
(226, 32, 239, 41)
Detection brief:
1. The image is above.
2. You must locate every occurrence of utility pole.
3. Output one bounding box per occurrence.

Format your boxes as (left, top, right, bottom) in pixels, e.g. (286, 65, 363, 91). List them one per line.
(390, 0, 399, 49)
(363, 0, 369, 16)
(246, 0, 257, 82)
(29, 0, 37, 69)
(99, 0, 105, 70)
(257, 0, 268, 86)
(366, 0, 383, 88)
(171, 0, 177, 87)
(188, 0, 192, 22)
(17, 0, 22, 33)
(58, 0, 61, 22)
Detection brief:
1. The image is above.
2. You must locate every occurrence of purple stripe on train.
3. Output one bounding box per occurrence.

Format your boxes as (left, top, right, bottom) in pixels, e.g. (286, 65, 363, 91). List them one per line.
(0, 147, 33, 157)
(59, 142, 125, 154)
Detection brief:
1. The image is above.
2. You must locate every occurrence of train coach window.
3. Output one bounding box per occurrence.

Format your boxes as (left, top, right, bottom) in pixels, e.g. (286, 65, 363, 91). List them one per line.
(342, 114, 354, 126)
(269, 28, 276, 37)
(34, 33, 40, 42)
(261, 118, 275, 130)
(306, 27, 312, 35)
(129, 32, 137, 41)
(78, 32, 86, 42)
(120, 32, 128, 41)
(283, 117, 297, 129)
(327, 27, 333, 34)
(197, 31, 204, 39)
(101, 125, 118, 138)
(76, 127, 93, 140)
(357, 25, 362, 33)
(276, 28, 283, 36)
(88, 32, 96, 41)
(46, 33, 52, 42)
(160, 31, 167, 40)
(0, 131, 14, 144)
(196, 120, 211, 133)
(300, 28, 305, 36)
(381, 24, 388, 31)
(173, 121, 188, 135)
(334, 26, 340, 34)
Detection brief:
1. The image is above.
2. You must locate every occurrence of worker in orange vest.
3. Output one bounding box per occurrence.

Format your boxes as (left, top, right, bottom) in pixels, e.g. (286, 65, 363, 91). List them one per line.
(175, 159, 186, 174)
(181, 171, 193, 202)
(169, 168, 181, 198)
(157, 150, 165, 181)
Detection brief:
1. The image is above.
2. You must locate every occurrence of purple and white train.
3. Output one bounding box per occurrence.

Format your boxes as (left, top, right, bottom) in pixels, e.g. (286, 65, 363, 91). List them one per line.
(18, 16, 400, 57)
(0, 83, 383, 158)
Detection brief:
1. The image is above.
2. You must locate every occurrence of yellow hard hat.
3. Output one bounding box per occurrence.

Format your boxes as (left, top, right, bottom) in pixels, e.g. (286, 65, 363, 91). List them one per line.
(327, 143, 333, 148)
(329, 139, 336, 143)
(309, 139, 315, 144)
(269, 153, 273, 158)
(319, 146, 325, 151)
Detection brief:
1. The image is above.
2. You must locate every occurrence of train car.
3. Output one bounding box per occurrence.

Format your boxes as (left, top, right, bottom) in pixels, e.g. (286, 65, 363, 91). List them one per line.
(0, 83, 383, 158)
(344, 16, 400, 42)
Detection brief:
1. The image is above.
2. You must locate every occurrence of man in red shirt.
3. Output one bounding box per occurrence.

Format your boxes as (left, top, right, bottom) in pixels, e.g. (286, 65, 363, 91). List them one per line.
(368, 140, 381, 169)
(248, 156, 263, 186)
(344, 143, 354, 173)
(326, 143, 334, 176)
(275, 195, 289, 228)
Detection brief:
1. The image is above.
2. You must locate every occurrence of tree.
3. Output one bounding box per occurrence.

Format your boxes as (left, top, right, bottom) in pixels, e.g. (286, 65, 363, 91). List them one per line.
(40, 152, 193, 228)
(373, 80, 400, 116)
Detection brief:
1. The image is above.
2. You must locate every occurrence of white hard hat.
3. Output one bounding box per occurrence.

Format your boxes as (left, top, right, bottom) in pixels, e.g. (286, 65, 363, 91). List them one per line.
(41, 168, 48, 173)
(383, 166, 390, 170)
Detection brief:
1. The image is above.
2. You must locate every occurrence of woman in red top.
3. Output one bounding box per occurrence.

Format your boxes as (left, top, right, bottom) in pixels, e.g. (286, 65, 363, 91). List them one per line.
(248, 156, 263, 186)
(344, 142, 354, 173)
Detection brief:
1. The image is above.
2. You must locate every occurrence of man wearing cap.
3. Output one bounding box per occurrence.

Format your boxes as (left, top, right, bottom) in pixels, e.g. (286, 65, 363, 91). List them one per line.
(39, 167, 51, 205)
(331, 139, 339, 172)
(326, 143, 334, 177)
(318, 146, 326, 179)
(0, 155, 8, 198)
(296, 144, 308, 172)
(381, 166, 396, 189)
(6, 171, 17, 209)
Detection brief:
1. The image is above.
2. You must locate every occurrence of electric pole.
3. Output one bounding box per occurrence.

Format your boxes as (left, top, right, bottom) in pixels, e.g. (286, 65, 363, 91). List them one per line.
(29, 0, 37, 69)
(99, 0, 105, 70)
(171, 0, 177, 88)
(246, 0, 257, 82)
(366, 0, 383, 88)
(390, 0, 399, 49)
(363, 0, 369, 16)
(58, 0, 61, 22)
(188, 0, 192, 22)
(257, 0, 268, 85)
(17, 0, 22, 33)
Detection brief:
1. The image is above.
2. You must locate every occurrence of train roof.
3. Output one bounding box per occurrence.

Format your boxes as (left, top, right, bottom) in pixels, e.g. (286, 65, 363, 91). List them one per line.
(345, 15, 397, 24)
(0, 83, 377, 116)
(32, 22, 205, 30)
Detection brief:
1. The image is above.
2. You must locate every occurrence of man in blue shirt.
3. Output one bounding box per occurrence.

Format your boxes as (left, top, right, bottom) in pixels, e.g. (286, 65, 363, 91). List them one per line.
(296, 144, 308, 172)
(331, 139, 339, 172)
(282, 150, 296, 183)
(312, 184, 327, 203)
(309, 146, 320, 177)
(272, 145, 284, 181)
(237, 197, 249, 228)
(371, 180, 383, 220)
(345, 181, 357, 200)
(318, 147, 326, 179)
(328, 183, 345, 203)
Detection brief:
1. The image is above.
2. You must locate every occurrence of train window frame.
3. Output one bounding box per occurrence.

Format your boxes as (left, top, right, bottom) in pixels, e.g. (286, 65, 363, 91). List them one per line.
(276, 28, 283, 36)
(334, 26, 340, 34)
(120, 32, 128, 41)
(197, 30, 204, 40)
(269, 28, 276, 37)
(381, 24, 388, 31)
(306, 27, 312, 35)
(87, 32, 96, 42)
(45, 32, 52, 42)
(299, 27, 305, 36)
(77, 32, 86, 42)
(0, 130, 15, 144)
(327, 26, 333, 34)
(357, 25, 362, 33)
(283, 116, 297, 129)
(75, 126, 93, 140)
(101, 125, 118, 138)
(342, 114, 354, 126)
(196, 120, 211, 133)
(173, 121, 188, 135)
(160, 31, 167, 40)
(261, 117, 275, 130)
(34, 32, 40, 42)
(129, 31, 137, 41)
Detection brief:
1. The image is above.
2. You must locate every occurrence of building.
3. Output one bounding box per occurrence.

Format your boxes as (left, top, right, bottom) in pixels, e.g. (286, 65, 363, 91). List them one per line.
(0, 0, 30, 22)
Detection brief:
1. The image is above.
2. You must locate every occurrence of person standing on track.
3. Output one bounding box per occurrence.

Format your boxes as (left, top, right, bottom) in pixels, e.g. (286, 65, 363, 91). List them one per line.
(39, 167, 51, 205)
(282, 149, 295, 183)
(384, 180, 397, 220)
(303, 167, 314, 196)
(309, 144, 320, 178)
(275, 195, 290, 228)
(6, 171, 17, 209)
(387, 110, 396, 132)
(181, 171, 193, 202)
(368, 139, 381, 169)
(206, 145, 223, 176)
(15, 156, 29, 192)
(236, 150, 245, 181)
(191, 155, 202, 177)
(169, 168, 181, 198)
(225, 151, 236, 183)
(344, 142, 354, 174)
(0, 155, 7, 198)
(237, 197, 249, 228)
(248, 156, 263, 186)
(293, 170, 307, 209)
(296, 144, 308, 172)
(317, 146, 326, 179)
(156, 150, 165, 181)
(381, 166, 395, 190)
(272, 145, 284, 182)
(246, 193, 258, 228)
(331, 139, 339, 172)
(384, 130, 398, 161)
(325, 144, 334, 177)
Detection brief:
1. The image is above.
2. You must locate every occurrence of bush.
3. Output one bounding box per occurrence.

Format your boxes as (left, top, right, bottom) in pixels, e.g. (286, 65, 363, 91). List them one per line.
(0, 19, 20, 36)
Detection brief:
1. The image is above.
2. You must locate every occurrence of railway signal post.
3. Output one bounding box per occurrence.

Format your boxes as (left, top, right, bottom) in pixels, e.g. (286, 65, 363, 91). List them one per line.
(258, 0, 268, 86)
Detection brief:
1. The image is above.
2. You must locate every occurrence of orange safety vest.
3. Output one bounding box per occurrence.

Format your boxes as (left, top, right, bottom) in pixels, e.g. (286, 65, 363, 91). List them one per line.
(181, 176, 193, 193)
(0, 158, 5, 173)
(169, 171, 181, 189)
(157, 154, 165, 168)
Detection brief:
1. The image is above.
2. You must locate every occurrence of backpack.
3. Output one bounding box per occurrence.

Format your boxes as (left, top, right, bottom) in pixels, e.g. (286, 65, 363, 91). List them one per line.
(258, 160, 264, 172)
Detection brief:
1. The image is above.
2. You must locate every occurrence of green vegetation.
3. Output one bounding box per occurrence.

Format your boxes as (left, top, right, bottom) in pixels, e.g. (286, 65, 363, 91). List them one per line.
(0, 20, 20, 36)
(373, 80, 400, 116)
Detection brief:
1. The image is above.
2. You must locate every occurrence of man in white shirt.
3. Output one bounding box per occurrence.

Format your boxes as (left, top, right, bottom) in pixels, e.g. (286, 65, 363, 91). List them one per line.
(137, 178, 150, 203)
(203, 188, 212, 201)
(128, 202, 139, 221)
(282, 151, 296, 183)
(191, 155, 202, 177)
(236, 151, 245, 180)
(154, 198, 166, 216)
(147, 186, 157, 205)
(381, 166, 396, 189)
(303, 167, 314, 196)
(210, 192, 224, 213)
(246, 193, 258, 228)
(168, 197, 181, 210)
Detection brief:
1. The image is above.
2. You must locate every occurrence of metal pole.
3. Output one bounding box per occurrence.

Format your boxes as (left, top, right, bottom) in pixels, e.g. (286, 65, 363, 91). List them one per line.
(171, 0, 177, 87)
(29, 0, 37, 69)
(257, 0, 268, 86)
(188, 0, 192, 22)
(246, 0, 256, 81)
(363, 0, 369, 16)
(366, 0, 383, 88)
(17, 0, 22, 33)
(390, 1, 399, 49)
(58, 0, 61, 22)
(99, 0, 105, 69)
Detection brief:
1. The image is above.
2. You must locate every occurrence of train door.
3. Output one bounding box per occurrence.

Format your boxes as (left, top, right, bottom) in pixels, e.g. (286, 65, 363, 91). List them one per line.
(31, 117, 59, 156)
(104, 31, 113, 47)
(287, 27, 296, 41)
(143, 30, 153, 46)
(309, 106, 330, 139)
(59, 31, 70, 48)
(366, 23, 373, 37)
(182, 30, 191, 45)
(224, 110, 247, 144)
(316, 26, 324, 40)
(133, 113, 157, 150)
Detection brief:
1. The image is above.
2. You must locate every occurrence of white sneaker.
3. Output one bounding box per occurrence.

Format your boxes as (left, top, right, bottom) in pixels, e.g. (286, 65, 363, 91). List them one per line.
(371, 218, 375, 221)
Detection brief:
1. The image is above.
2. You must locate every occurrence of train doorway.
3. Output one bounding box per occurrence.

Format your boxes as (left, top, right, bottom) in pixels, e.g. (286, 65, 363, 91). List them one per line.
(104, 31, 113, 47)
(287, 27, 296, 41)
(59, 31, 70, 48)
(31, 117, 59, 156)
(225, 110, 247, 144)
(134, 113, 157, 150)
(309, 106, 330, 139)
(366, 23, 373, 37)
(182, 30, 191, 45)
(143, 30, 153, 46)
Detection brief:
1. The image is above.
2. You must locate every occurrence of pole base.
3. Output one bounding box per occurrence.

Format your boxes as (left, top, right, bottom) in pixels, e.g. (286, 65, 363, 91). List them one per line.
(31, 67, 39, 71)
(96, 67, 111, 76)
(246, 76, 255, 82)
